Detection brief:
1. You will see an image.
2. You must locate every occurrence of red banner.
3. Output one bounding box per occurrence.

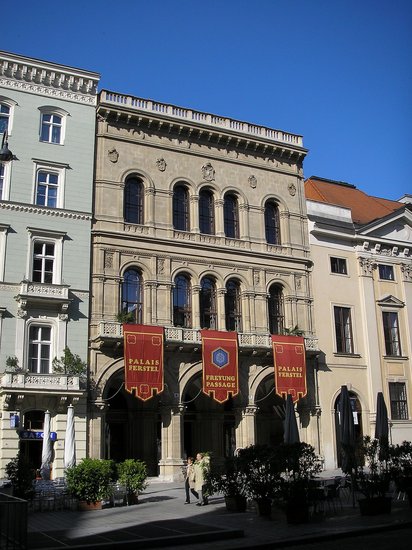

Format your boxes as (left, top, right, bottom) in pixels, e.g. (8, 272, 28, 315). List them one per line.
(123, 324, 164, 401)
(272, 335, 307, 403)
(201, 330, 239, 403)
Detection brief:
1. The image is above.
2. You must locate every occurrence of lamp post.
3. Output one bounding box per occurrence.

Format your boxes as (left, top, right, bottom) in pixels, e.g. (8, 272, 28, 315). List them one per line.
(0, 130, 13, 162)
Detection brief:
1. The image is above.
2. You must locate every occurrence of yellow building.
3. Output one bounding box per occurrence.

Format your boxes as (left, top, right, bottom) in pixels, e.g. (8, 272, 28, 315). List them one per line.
(306, 176, 412, 469)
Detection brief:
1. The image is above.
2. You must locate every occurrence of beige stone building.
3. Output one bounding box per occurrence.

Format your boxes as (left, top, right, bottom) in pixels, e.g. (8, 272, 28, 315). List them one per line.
(89, 91, 318, 479)
(305, 177, 412, 470)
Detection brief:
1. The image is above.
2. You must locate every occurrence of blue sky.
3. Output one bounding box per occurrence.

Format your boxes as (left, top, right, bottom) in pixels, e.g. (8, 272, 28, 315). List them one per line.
(3, 0, 411, 200)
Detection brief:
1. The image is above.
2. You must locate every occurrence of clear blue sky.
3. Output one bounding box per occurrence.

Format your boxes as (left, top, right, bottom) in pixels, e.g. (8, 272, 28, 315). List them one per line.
(3, 0, 411, 200)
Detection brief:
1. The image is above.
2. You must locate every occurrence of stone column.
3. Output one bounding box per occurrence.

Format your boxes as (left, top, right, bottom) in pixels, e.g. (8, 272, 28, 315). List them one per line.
(190, 195, 199, 233)
(192, 285, 201, 329)
(236, 405, 257, 448)
(88, 398, 108, 459)
(217, 287, 226, 330)
(215, 199, 224, 237)
(158, 404, 185, 481)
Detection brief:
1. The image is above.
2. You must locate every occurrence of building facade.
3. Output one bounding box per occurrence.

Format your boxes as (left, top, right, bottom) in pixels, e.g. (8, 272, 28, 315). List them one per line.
(90, 91, 318, 479)
(305, 176, 412, 470)
(0, 52, 99, 478)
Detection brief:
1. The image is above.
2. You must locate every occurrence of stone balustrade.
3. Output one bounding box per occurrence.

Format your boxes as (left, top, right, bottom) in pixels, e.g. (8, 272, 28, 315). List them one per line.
(101, 91, 303, 147)
(1, 372, 82, 391)
(97, 322, 318, 352)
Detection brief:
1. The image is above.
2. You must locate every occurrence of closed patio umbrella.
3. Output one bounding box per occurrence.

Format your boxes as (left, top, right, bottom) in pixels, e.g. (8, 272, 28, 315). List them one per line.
(284, 393, 300, 444)
(339, 385, 356, 474)
(64, 405, 76, 470)
(40, 410, 52, 480)
(375, 391, 389, 460)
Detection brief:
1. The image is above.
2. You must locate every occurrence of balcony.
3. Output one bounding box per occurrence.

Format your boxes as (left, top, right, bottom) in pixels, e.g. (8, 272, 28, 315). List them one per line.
(1, 372, 83, 392)
(94, 322, 319, 354)
(14, 282, 71, 316)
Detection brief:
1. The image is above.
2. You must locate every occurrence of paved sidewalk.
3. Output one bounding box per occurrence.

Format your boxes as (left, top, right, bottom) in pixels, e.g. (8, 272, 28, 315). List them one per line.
(27, 479, 412, 549)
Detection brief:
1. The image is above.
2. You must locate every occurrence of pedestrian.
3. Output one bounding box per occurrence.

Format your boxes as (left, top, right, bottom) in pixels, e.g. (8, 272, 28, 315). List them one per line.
(184, 456, 197, 504)
(194, 452, 210, 506)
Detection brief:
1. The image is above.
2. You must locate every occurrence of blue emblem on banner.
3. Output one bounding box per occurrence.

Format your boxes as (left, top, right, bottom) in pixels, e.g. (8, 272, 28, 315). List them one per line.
(212, 348, 229, 369)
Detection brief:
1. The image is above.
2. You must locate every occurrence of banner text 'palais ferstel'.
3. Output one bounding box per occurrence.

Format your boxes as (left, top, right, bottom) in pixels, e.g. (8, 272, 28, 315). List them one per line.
(123, 324, 164, 401)
(201, 330, 239, 404)
(272, 335, 307, 403)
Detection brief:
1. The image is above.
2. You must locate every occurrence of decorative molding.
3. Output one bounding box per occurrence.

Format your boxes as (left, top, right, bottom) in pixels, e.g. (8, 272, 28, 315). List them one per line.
(0, 77, 97, 105)
(108, 148, 119, 163)
(156, 158, 167, 172)
(288, 183, 297, 196)
(0, 202, 92, 220)
(248, 175, 257, 189)
(358, 257, 376, 276)
(201, 162, 215, 182)
(400, 263, 412, 282)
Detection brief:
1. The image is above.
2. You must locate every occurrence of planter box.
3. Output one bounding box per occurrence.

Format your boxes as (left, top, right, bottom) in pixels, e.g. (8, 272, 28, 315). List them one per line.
(78, 500, 102, 511)
(224, 495, 247, 512)
(358, 496, 392, 516)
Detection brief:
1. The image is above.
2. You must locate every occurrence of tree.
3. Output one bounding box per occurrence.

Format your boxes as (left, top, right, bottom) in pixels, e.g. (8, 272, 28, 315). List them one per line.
(52, 347, 87, 378)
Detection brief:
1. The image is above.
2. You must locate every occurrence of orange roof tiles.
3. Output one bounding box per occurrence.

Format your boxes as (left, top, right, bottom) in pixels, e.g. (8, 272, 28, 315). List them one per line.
(305, 176, 402, 225)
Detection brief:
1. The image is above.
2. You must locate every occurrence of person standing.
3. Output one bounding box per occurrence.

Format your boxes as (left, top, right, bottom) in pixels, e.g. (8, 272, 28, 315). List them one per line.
(194, 452, 210, 506)
(184, 457, 196, 504)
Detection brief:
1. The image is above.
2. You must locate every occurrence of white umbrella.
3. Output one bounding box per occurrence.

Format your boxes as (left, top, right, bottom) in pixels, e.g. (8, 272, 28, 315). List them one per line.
(40, 410, 52, 480)
(64, 405, 76, 470)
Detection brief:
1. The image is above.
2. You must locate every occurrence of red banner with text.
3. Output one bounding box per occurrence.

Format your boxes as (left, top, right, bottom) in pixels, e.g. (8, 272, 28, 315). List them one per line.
(123, 324, 164, 401)
(201, 330, 239, 404)
(272, 335, 307, 403)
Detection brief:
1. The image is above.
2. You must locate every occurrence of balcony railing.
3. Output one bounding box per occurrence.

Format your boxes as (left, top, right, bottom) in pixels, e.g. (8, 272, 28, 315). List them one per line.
(101, 90, 304, 148)
(1, 372, 82, 391)
(96, 322, 319, 352)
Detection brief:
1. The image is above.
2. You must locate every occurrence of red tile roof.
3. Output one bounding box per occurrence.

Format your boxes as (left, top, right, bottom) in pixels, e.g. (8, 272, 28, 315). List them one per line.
(305, 176, 402, 225)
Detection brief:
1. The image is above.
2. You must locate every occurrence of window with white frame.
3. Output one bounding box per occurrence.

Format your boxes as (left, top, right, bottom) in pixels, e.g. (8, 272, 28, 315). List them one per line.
(334, 305, 354, 354)
(27, 228, 64, 285)
(379, 264, 395, 281)
(38, 107, 68, 144)
(32, 241, 55, 283)
(28, 325, 52, 373)
(382, 311, 402, 356)
(35, 170, 59, 207)
(389, 382, 408, 420)
(331, 257, 348, 275)
(0, 97, 16, 134)
(0, 103, 10, 134)
(33, 161, 67, 209)
(0, 161, 11, 201)
(0, 163, 5, 199)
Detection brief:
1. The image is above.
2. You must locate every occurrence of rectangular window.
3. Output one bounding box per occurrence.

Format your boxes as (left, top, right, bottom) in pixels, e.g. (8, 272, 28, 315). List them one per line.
(29, 325, 52, 373)
(379, 264, 394, 281)
(40, 113, 62, 144)
(330, 257, 347, 275)
(36, 170, 59, 207)
(389, 382, 408, 420)
(0, 103, 10, 134)
(334, 306, 354, 353)
(32, 241, 55, 283)
(383, 311, 402, 356)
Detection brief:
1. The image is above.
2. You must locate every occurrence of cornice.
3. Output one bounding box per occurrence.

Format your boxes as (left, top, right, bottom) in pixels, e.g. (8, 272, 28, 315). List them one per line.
(0, 52, 99, 105)
(97, 90, 307, 165)
(0, 201, 92, 220)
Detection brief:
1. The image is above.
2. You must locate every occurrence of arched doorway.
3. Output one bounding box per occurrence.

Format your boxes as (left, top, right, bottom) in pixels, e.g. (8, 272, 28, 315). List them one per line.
(334, 389, 363, 468)
(182, 373, 237, 461)
(255, 375, 285, 447)
(104, 371, 161, 476)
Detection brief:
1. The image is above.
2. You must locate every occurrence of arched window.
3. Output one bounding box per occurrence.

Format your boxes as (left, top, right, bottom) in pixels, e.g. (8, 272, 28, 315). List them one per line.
(199, 189, 215, 235)
(225, 279, 242, 331)
(224, 193, 239, 238)
(124, 177, 144, 224)
(200, 277, 217, 329)
(121, 269, 143, 323)
(268, 284, 284, 334)
(173, 184, 190, 231)
(173, 274, 192, 327)
(265, 201, 281, 245)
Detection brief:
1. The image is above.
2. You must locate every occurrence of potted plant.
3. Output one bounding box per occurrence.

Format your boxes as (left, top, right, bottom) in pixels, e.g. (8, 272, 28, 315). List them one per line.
(207, 456, 248, 512)
(5, 452, 35, 500)
(117, 459, 148, 505)
(275, 442, 322, 524)
(52, 347, 87, 379)
(237, 444, 282, 516)
(356, 436, 392, 516)
(65, 458, 115, 509)
(388, 440, 412, 506)
(5, 356, 23, 373)
(116, 311, 136, 324)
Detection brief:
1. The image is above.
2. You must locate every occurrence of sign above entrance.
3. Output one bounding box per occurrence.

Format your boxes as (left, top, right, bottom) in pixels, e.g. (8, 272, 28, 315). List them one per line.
(19, 430, 57, 441)
(123, 324, 164, 401)
(201, 330, 239, 403)
(272, 335, 307, 403)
